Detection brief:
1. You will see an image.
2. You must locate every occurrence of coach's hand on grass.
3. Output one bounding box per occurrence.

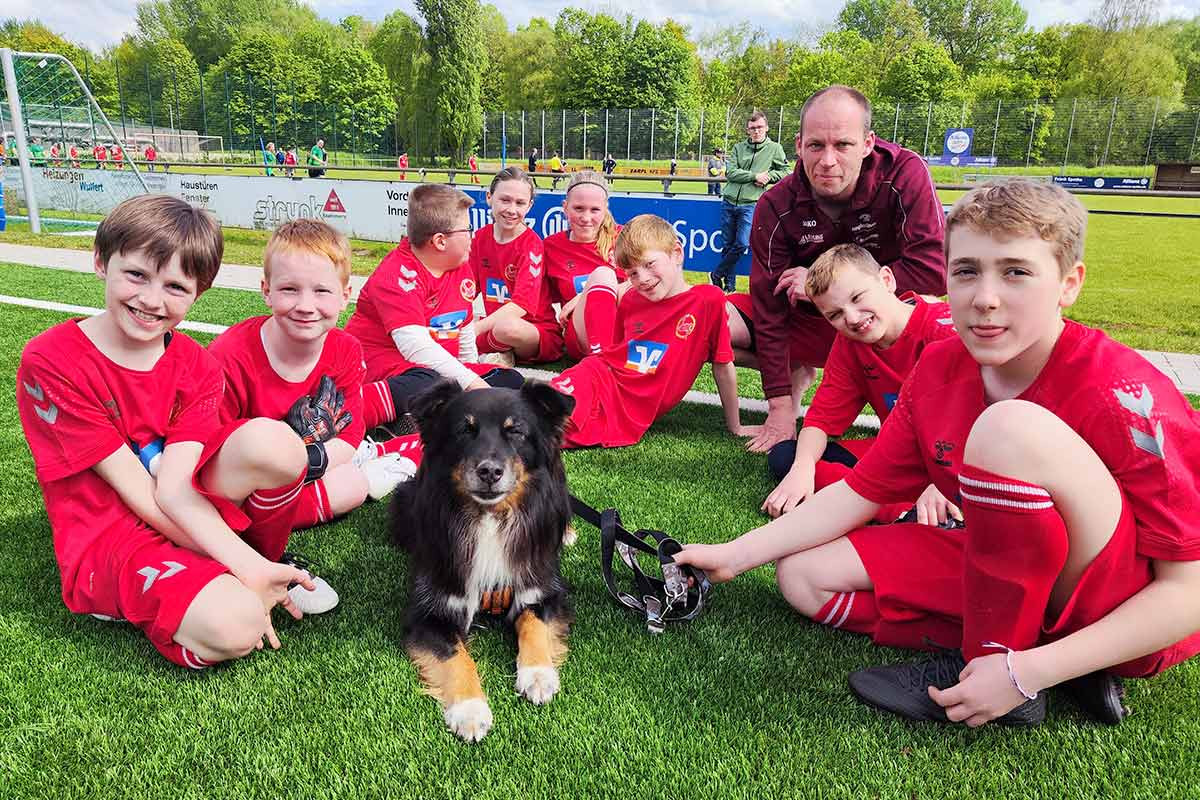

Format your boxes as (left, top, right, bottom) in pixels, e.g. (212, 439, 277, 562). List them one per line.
(913, 484, 963, 527)
(774, 266, 810, 306)
(762, 470, 814, 518)
(928, 652, 1030, 727)
(747, 401, 795, 453)
(673, 542, 741, 584)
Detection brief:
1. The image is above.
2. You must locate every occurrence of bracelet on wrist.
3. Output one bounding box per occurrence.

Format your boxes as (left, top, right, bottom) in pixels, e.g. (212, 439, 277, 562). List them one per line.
(982, 641, 1038, 700)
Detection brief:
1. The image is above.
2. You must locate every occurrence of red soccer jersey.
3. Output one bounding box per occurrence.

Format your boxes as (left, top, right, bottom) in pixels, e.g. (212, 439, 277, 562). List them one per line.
(345, 239, 478, 382)
(803, 294, 956, 437)
(542, 230, 626, 305)
(551, 284, 733, 448)
(469, 224, 555, 325)
(93, 145, 107, 161)
(17, 321, 223, 609)
(208, 316, 366, 448)
(113, 147, 123, 162)
(846, 321, 1200, 561)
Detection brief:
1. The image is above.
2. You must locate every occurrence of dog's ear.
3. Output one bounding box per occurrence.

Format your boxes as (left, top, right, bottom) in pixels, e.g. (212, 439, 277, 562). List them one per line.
(521, 380, 575, 428)
(410, 380, 463, 432)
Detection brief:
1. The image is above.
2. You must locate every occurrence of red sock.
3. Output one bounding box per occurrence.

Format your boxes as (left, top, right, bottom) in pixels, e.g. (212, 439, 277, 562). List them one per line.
(362, 380, 396, 428)
(241, 469, 306, 561)
(291, 479, 337, 529)
(958, 464, 1069, 661)
(813, 590, 878, 635)
(583, 285, 618, 354)
(375, 433, 424, 466)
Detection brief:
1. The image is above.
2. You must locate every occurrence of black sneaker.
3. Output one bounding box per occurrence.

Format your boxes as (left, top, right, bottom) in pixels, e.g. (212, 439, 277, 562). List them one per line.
(1059, 671, 1128, 725)
(849, 649, 1047, 726)
(709, 271, 723, 288)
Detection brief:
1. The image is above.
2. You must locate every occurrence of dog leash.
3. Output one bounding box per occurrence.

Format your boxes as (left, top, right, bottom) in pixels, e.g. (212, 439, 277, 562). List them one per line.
(569, 494, 711, 634)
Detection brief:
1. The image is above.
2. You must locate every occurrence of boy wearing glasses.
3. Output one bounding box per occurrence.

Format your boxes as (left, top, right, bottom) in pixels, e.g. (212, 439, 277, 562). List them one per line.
(346, 185, 522, 425)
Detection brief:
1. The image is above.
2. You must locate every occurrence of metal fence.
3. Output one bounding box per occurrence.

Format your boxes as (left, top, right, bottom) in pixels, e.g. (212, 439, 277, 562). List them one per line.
(3, 55, 1199, 169)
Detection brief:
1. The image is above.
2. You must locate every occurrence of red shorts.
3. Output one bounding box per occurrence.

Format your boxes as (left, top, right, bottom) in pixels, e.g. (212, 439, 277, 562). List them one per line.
(563, 321, 587, 362)
(72, 518, 228, 669)
(849, 497, 1200, 678)
(724, 292, 837, 368)
(476, 320, 564, 364)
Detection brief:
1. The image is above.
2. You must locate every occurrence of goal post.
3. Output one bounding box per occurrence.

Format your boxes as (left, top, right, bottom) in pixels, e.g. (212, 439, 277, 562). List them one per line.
(1, 47, 149, 233)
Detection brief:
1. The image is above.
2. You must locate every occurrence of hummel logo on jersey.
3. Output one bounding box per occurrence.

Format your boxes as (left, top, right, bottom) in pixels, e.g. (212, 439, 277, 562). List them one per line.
(1114, 384, 1165, 458)
(862, 365, 879, 380)
(137, 560, 186, 592)
(529, 252, 543, 265)
(398, 279, 416, 292)
(400, 265, 418, 280)
(625, 340, 668, 374)
(933, 439, 955, 467)
(23, 381, 59, 424)
(485, 277, 511, 304)
(554, 377, 575, 395)
(529, 263, 543, 277)
(936, 316, 954, 325)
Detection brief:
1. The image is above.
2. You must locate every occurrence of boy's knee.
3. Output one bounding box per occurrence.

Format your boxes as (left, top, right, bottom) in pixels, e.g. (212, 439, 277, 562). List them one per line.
(492, 317, 526, 341)
(775, 553, 824, 618)
(179, 577, 266, 660)
(239, 418, 308, 483)
(584, 266, 619, 290)
(965, 399, 1060, 471)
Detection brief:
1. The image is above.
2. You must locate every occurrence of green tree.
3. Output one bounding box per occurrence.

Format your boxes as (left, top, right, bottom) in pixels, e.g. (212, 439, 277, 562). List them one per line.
(418, 0, 487, 160)
(479, 4, 509, 110)
(112, 36, 202, 129)
(368, 10, 431, 152)
(913, 0, 1027, 75)
(878, 39, 964, 101)
(553, 9, 627, 108)
(779, 29, 880, 103)
(1168, 16, 1200, 98)
(135, 0, 319, 71)
(499, 18, 558, 110)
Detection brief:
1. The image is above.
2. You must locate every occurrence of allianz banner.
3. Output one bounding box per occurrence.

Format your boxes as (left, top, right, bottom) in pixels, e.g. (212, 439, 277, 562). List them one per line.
(3, 167, 752, 275)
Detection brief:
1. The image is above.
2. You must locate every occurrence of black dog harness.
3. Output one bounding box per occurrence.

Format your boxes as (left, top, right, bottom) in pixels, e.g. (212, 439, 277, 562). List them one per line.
(570, 495, 712, 634)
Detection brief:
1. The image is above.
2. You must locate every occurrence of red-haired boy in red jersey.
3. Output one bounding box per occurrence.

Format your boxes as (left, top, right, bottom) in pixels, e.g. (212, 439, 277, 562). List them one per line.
(550, 214, 756, 448)
(17, 195, 321, 670)
(677, 179, 1200, 727)
(760, 243, 958, 523)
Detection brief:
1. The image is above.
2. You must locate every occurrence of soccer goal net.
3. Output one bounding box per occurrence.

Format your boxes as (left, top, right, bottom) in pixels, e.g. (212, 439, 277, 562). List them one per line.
(2, 48, 149, 234)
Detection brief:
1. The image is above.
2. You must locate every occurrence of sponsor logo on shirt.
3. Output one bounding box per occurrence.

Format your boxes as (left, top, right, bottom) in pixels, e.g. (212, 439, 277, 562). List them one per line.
(883, 392, 898, 411)
(801, 219, 817, 228)
(933, 439, 955, 467)
(625, 340, 668, 374)
(572, 274, 589, 295)
(485, 278, 511, 304)
(429, 310, 468, 340)
(460, 279, 477, 301)
(797, 233, 825, 245)
(862, 364, 879, 380)
(675, 314, 697, 339)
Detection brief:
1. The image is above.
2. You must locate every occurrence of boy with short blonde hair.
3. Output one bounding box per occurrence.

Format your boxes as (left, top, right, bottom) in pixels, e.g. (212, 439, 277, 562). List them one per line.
(761, 243, 957, 521)
(18, 195, 319, 670)
(346, 184, 523, 434)
(550, 214, 753, 448)
(676, 180, 1200, 727)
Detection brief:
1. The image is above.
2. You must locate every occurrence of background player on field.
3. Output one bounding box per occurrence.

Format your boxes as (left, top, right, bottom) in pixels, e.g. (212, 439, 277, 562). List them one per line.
(93, 141, 108, 169)
(544, 170, 628, 361)
(208, 219, 418, 558)
(761, 243, 958, 522)
(549, 214, 756, 449)
(676, 179, 1200, 727)
(17, 195, 321, 670)
(345, 184, 523, 431)
(469, 166, 562, 367)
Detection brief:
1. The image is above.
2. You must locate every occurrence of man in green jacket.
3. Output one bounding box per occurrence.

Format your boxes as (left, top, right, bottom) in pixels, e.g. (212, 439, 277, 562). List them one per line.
(308, 138, 328, 178)
(709, 111, 789, 292)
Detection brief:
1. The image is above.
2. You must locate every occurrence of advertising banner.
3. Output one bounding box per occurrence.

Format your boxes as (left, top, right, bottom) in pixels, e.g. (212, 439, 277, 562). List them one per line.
(1051, 175, 1151, 190)
(924, 128, 998, 167)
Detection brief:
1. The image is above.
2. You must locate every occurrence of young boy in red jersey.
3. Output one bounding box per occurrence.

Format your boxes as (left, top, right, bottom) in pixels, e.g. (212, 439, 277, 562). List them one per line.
(17, 195, 322, 670)
(544, 170, 628, 359)
(345, 184, 523, 429)
(676, 179, 1200, 727)
(93, 142, 108, 169)
(208, 219, 418, 569)
(549, 214, 755, 448)
(761, 244, 958, 523)
(470, 167, 562, 367)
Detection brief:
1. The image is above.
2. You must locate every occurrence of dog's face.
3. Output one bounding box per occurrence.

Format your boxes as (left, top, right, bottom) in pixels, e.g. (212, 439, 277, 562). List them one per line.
(411, 381, 575, 509)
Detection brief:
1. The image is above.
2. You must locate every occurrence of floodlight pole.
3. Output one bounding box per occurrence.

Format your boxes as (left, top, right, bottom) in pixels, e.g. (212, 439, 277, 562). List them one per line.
(2, 47, 41, 233)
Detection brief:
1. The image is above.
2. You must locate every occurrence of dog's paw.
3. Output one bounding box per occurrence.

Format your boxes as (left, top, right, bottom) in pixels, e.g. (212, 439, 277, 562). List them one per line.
(516, 665, 560, 705)
(562, 525, 577, 547)
(444, 698, 493, 742)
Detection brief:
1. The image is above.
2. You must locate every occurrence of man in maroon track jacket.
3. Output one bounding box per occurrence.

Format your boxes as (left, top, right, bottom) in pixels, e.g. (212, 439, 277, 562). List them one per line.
(745, 85, 947, 453)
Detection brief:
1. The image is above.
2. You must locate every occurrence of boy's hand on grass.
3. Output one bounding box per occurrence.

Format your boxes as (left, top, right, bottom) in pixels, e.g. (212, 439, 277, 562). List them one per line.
(236, 561, 316, 648)
(913, 484, 963, 526)
(731, 423, 763, 439)
(928, 652, 1030, 728)
(762, 470, 814, 518)
(673, 543, 740, 584)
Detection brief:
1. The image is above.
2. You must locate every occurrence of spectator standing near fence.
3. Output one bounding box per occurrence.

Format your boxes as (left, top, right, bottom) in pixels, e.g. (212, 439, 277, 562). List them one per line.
(284, 145, 297, 178)
(308, 138, 328, 178)
(263, 142, 277, 177)
(468, 152, 479, 184)
(528, 147, 538, 173)
(708, 112, 788, 293)
(669, 156, 678, 176)
(745, 85, 946, 454)
(706, 148, 726, 195)
(111, 144, 124, 170)
(92, 142, 107, 169)
(397, 151, 408, 181)
(144, 143, 157, 172)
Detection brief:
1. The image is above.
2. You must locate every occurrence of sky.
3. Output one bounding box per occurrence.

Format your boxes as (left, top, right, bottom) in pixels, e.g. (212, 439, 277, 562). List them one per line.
(7, 0, 1200, 52)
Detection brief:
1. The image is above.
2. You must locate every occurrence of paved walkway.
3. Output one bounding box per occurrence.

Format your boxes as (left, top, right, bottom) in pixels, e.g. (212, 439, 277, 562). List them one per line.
(2, 241, 1198, 394)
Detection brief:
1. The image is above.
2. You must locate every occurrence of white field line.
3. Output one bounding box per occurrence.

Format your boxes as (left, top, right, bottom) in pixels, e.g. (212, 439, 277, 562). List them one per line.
(0, 292, 883, 430)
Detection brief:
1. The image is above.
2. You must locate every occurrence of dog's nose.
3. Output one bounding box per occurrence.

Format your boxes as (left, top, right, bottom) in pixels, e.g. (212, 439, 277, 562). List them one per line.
(475, 460, 505, 486)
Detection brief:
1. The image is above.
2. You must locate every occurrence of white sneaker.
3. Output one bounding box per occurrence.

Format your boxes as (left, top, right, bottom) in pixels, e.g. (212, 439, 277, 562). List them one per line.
(479, 349, 516, 368)
(287, 575, 340, 615)
(362, 454, 417, 500)
(352, 437, 383, 467)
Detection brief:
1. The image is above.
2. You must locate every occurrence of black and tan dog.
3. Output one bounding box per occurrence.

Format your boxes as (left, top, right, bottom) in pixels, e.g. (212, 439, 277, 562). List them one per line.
(391, 380, 575, 742)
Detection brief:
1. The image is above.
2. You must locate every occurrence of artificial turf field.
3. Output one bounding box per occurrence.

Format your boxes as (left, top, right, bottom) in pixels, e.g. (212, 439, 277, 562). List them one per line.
(2, 201, 1200, 798)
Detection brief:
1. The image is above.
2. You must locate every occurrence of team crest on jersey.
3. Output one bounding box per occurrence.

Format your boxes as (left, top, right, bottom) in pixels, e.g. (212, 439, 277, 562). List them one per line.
(427, 295, 440, 309)
(505, 263, 519, 282)
(572, 274, 589, 295)
(625, 340, 668, 375)
(485, 277, 511, 304)
(675, 314, 697, 339)
(429, 310, 468, 340)
(862, 364, 879, 380)
(460, 279, 477, 301)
